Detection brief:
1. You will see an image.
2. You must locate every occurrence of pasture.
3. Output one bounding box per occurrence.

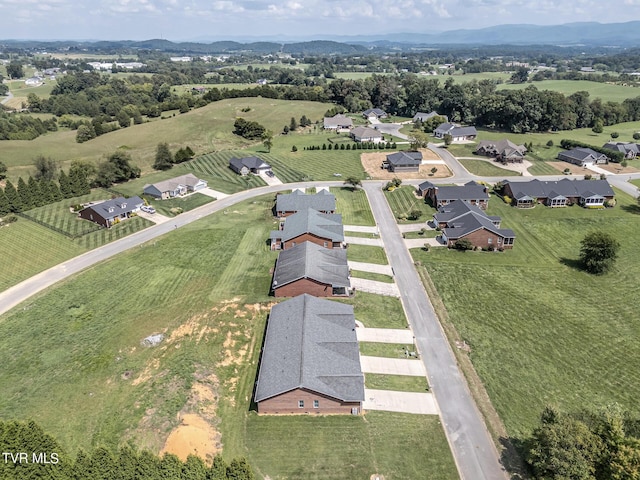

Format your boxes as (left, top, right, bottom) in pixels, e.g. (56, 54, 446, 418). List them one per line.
(499, 79, 640, 103)
(0, 194, 458, 479)
(411, 189, 640, 440)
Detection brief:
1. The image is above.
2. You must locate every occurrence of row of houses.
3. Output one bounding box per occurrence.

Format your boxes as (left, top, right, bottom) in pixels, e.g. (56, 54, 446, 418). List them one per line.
(256, 190, 364, 415)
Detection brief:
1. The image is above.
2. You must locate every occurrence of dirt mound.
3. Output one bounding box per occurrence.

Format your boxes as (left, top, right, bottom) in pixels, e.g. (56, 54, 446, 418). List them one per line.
(160, 413, 219, 462)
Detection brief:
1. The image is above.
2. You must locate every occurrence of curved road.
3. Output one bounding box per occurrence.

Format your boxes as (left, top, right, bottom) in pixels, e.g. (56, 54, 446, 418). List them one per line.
(2, 151, 640, 479)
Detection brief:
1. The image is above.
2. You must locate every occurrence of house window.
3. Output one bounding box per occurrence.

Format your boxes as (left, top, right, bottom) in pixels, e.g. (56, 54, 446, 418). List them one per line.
(488, 238, 493, 244)
(497, 238, 502, 244)
(291, 242, 296, 247)
(298, 400, 304, 408)
(323, 241, 328, 247)
(313, 400, 319, 408)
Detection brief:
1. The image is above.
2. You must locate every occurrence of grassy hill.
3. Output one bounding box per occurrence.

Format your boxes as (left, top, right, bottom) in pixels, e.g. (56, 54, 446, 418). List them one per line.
(0, 97, 333, 180)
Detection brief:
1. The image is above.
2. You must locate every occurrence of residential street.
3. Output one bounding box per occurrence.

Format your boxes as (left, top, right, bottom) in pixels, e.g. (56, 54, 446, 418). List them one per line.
(362, 181, 508, 480)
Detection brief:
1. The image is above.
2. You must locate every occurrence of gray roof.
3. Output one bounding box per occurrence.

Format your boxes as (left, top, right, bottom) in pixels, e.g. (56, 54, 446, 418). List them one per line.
(602, 142, 640, 154)
(413, 111, 445, 122)
(276, 189, 336, 214)
(271, 208, 344, 243)
(363, 108, 387, 117)
(434, 123, 477, 137)
(323, 114, 353, 128)
(254, 294, 364, 403)
(427, 181, 489, 202)
(351, 126, 383, 139)
(558, 147, 607, 162)
(433, 199, 488, 224)
(386, 151, 422, 167)
(144, 173, 206, 193)
(476, 139, 526, 157)
(229, 156, 270, 171)
(439, 201, 514, 240)
(82, 196, 144, 219)
(273, 242, 350, 289)
(505, 179, 614, 200)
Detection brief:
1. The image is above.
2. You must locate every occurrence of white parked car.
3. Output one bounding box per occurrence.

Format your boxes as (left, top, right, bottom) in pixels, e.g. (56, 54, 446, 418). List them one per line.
(141, 205, 156, 214)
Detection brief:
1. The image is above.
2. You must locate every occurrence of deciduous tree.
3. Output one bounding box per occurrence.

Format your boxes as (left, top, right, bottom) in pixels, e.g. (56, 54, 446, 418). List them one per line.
(579, 231, 620, 275)
(153, 142, 173, 170)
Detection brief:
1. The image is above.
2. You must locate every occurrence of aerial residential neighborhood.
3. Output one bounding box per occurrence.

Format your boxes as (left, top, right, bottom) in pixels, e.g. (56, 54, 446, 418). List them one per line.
(2, 5, 640, 480)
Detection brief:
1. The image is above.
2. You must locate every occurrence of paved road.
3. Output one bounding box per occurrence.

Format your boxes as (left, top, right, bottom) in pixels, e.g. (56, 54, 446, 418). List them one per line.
(0, 89, 13, 105)
(363, 182, 508, 480)
(371, 121, 410, 140)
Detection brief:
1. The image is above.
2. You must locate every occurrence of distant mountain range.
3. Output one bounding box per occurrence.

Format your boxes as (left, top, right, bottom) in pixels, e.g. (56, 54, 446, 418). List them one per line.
(2, 21, 640, 53)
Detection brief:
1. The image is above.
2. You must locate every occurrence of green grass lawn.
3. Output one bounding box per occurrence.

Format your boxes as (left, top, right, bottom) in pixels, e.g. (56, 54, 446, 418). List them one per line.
(337, 292, 407, 329)
(458, 159, 522, 177)
(384, 186, 435, 223)
(331, 187, 376, 226)
(411, 189, 640, 441)
(350, 270, 395, 283)
(347, 244, 388, 265)
(147, 193, 214, 217)
(498, 79, 640, 103)
(403, 229, 439, 239)
(364, 374, 429, 393)
(0, 195, 457, 478)
(359, 343, 417, 358)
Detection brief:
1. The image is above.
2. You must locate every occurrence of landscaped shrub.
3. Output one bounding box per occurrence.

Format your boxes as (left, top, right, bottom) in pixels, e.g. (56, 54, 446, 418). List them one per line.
(453, 239, 474, 251)
(502, 195, 512, 205)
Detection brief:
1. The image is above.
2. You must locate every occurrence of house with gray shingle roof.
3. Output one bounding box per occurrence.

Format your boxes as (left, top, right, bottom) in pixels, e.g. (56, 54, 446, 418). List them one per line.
(413, 111, 448, 123)
(272, 242, 350, 297)
(435, 200, 515, 249)
(434, 123, 477, 142)
(78, 196, 144, 228)
(417, 181, 490, 210)
(363, 108, 387, 119)
(502, 178, 615, 208)
(254, 294, 364, 414)
(323, 114, 353, 132)
(383, 151, 422, 172)
(475, 139, 527, 163)
(602, 142, 640, 159)
(557, 148, 608, 167)
(350, 126, 384, 143)
(275, 189, 336, 217)
(143, 173, 208, 199)
(270, 208, 344, 250)
(229, 156, 271, 176)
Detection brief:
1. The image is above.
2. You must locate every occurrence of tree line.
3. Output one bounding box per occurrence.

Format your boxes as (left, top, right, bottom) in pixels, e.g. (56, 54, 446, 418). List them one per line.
(0, 419, 254, 480)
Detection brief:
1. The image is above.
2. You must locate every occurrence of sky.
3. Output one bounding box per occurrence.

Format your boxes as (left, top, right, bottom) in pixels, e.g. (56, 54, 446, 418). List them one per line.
(1, 0, 640, 41)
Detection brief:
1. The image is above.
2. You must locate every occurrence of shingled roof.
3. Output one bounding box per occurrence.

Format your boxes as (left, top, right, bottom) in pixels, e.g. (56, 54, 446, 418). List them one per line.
(276, 190, 336, 214)
(504, 179, 614, 200)
(273, 242, 350, 290)
(255, 294, 364, 403)
(83, 196, 144, 219)
(419, 181, 489, 202)
(270, 208, 344, 243)
(439, 200, 514, 241)
(386, 151, 422, 167)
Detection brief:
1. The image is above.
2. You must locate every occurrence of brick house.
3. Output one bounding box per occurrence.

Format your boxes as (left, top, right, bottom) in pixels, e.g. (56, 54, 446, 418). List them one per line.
(269, 208, 344, 251)
(78, 196, 144, 228)
(557, 148, 608, 167)
(254, 294, 364, 414)
(502, 179, 615, 208)
(275, 189, 336, 218)
(417, 181, 490, 210)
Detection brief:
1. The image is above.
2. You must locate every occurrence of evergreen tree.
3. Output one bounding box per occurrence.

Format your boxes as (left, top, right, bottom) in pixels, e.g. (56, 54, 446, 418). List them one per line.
(4, 180, 22, 212)
(91, 446, 118, 480)
(28, 175, 45, 207)
(38, 178, 53, 204)
(153, 143, 174, 170)
(183, 454, 208, 480)
(49, 180, 63, 202)
(0, 189, 11, 216)
(135, 450, 160, 479)
(117, 445, 138, 480)
(159, 453, 184, 478)
(289, 117, 298, 131)
(69, 166, 90, 196)
(208, 455, 228, 480)
(58, 170, 73, 198)
(227, 458, 255, 480)
(0, 161, 7, 180)
(17, 177, 33, 211)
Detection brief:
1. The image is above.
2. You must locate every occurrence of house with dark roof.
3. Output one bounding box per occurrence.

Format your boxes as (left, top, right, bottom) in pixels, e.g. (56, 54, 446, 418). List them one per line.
(417, 181, 490, 210)
(350, 126, 384, 143)
(143, 173, 208, 199)
(602, 142, 640, 159)
(229, 156, 271, 176)
(275, 189, 336, 217)
(502, 179, 615, 208)
(272, 242, 351, 297)
(434, 123, 478, 142)
(475, 139, 527, 163)
(270, 208, 344, 250)
(323, 114, 353, 132)
(78, 196, 144, 228)
(434, 200, 515, 249)
(254, 294, 364, 414)
(413, 111, 448, 123)
(362, 108, 387, 119)
(383, 151, 422, 172)
(557, 148, 608, 167)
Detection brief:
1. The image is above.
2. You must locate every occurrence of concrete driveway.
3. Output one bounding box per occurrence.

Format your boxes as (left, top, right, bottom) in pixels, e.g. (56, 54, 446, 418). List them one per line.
(348, 261, 392, 275)
(137, 211, 171, 224)
(360, 356, 426, 376)
(351, 277, 400, 297)
(364, 389, 438, 415)
(199, 187, 228, 199)
(356, 326, 414, 344)
(398, 223, 431, 233)
(344, 225, 378, 234)
(258, 171, 283, 186)
(404, 237, 444, 249)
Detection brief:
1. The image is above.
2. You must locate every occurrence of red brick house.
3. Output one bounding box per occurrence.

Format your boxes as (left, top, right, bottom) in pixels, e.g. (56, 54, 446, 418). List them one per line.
(269, 208, 344, 251)
(78, 196, 144, 228)
(255, 294, 364, 415)
(275, 189, 336, 218)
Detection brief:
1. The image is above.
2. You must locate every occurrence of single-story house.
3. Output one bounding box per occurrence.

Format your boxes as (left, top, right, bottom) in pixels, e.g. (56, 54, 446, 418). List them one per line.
(255, 294, 364, 415)
(78, 196, 144, 228)
(435, 200, 515, 249)
(350, 126, 384, 144)
(502, 179, 615, 208)
(413, 111, 448, 123)
(475, 139, 527, 163)
(275, 189, 336, 217)
(362, 108, 387, 119)
(418, 181, 490, 210)
(229, 156, 272, 176)
(323, 114, 353, 132)
(433, 123, 478, 142)
(270, 208, 344, 250)
(557, 148, 608, 167)
(143, 173, 208, 200)
(602, 142, 640, 159)
(383, 151, 422, 172)
(272, 242, 351, 297)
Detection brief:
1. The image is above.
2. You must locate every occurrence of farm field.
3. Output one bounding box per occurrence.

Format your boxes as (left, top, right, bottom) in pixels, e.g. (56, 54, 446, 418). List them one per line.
(0, 97, 333, 181)
(498, 79, 640, 103)
(384, 186, 435, 223)
(0, 194, 457, 479)
(411, 189, 640, 440)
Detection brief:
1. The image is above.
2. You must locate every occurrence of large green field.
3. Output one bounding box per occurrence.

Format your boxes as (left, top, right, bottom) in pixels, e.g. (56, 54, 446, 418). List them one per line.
(411, 189, 640, 441)
(499, 79, 640, 103)
(0, 97, 333, 181)
(0, 195, 457, 479)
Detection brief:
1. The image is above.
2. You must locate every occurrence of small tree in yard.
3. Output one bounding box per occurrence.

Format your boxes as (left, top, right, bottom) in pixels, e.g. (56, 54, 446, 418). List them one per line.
(443, 134, 453, 146)
(634, 132, 640, 140)
(291, 145, 297, 152)
(430, 167, 437, 176)
(546, 139, 554, 147)
(262, 130, 273, 153)
(579, 231, 620, 274)
(408, 210, 422, 220)
(592, 121, 604, 134)
(343, 177, 362, 191)
(611, 132, 620, 139)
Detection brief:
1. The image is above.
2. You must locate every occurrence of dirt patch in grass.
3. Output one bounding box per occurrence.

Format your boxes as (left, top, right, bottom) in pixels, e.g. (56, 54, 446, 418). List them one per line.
(361, 148, 452, 180)
(132, 358, 161, 386)
(598, 163, 640, 174)
(547, 161, 589, 175)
